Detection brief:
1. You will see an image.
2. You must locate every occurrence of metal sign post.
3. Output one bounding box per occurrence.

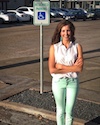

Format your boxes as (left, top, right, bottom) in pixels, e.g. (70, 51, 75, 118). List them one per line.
(33, 0, 50, 94)
(40, 23, 43, 94)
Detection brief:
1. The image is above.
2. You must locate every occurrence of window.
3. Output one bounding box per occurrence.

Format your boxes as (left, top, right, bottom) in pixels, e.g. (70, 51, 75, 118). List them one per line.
(19, 8, 28, 11)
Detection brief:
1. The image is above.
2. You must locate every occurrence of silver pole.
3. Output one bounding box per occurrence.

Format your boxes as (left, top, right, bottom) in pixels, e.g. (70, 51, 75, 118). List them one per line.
(40, 24, 43, 94)
(60, 0, 62, 8)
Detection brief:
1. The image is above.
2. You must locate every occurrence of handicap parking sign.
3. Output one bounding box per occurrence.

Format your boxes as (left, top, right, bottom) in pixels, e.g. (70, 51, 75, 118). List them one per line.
(33, 0, 50, 26)
(38, 12, 46, 20)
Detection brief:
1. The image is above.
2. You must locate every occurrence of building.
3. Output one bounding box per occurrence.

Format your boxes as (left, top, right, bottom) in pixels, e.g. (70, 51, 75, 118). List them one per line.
(50, 0, 100, 10)
(0, 0, 9, 10)
(0, 0, 27, 10)
(0, 0, 100, 10)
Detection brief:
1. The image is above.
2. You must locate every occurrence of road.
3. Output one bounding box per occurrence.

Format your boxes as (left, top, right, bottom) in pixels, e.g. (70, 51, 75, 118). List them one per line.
(0, 20, 100, 85)
(0, 20, 100, 60)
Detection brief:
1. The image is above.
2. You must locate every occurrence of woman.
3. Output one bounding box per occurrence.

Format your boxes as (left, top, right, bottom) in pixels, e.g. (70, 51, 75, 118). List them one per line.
(48, 20, 84, 125)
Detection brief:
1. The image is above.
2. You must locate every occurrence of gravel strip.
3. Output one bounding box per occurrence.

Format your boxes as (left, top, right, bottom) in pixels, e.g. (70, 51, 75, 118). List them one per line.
(8, 90, 100, 121)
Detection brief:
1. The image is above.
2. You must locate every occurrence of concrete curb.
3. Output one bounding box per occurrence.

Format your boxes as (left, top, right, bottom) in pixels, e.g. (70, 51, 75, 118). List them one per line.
(0, 101, 86, 125)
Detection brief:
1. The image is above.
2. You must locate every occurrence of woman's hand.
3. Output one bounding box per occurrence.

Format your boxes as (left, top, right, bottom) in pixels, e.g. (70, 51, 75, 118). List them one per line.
(55, 63, 63, 70)
(55, 57, 83, 73)
(74, 58, 83, 67)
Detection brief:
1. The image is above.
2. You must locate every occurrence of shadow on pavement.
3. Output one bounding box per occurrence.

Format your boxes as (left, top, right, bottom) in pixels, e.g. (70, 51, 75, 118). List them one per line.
(80, 77, 100, 84)
(0, 48, 100, 70)
(83, 48, 100, 54)
(0, 58, 48, 70)
(85, 116, 100, 125)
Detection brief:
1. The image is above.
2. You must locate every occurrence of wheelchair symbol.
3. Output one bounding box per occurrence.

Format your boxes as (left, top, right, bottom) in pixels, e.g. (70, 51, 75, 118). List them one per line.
(38, 12, 45, 20)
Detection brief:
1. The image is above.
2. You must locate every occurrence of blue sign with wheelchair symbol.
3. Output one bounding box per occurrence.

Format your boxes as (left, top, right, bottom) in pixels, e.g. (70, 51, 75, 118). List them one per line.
(38, 12, 46, 20)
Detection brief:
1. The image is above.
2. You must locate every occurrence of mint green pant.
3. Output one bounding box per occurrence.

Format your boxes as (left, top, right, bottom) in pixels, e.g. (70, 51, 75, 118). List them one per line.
(52, 78, 79, 125)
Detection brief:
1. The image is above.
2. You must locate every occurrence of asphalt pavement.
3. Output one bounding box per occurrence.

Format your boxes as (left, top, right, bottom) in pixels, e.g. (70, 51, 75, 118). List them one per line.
(0, 20, 100, 125)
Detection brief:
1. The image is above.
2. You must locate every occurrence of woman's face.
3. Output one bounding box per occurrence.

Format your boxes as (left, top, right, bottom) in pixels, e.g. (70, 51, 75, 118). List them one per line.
(60, 25, 71, 41)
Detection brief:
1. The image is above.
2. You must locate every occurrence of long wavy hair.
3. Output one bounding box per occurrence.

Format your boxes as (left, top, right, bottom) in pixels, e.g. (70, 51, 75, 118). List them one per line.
(51, 20, 75, 45)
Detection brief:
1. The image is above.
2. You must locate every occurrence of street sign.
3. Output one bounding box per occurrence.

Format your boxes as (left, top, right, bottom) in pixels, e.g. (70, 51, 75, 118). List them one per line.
(33, 0, 50, 26)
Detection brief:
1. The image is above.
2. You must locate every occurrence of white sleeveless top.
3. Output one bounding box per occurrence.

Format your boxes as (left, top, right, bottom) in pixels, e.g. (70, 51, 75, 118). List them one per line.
(51, 41, 79, 80)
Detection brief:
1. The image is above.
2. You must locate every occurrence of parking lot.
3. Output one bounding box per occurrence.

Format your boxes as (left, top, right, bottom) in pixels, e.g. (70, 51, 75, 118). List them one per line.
(0, 20, 100, 125)
(0, 19, 100, 81)
(0, 6, 100, 24)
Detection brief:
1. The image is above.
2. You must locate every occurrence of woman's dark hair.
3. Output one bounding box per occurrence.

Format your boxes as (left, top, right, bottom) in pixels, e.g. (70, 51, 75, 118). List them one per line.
(51, 20, 75, 45)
